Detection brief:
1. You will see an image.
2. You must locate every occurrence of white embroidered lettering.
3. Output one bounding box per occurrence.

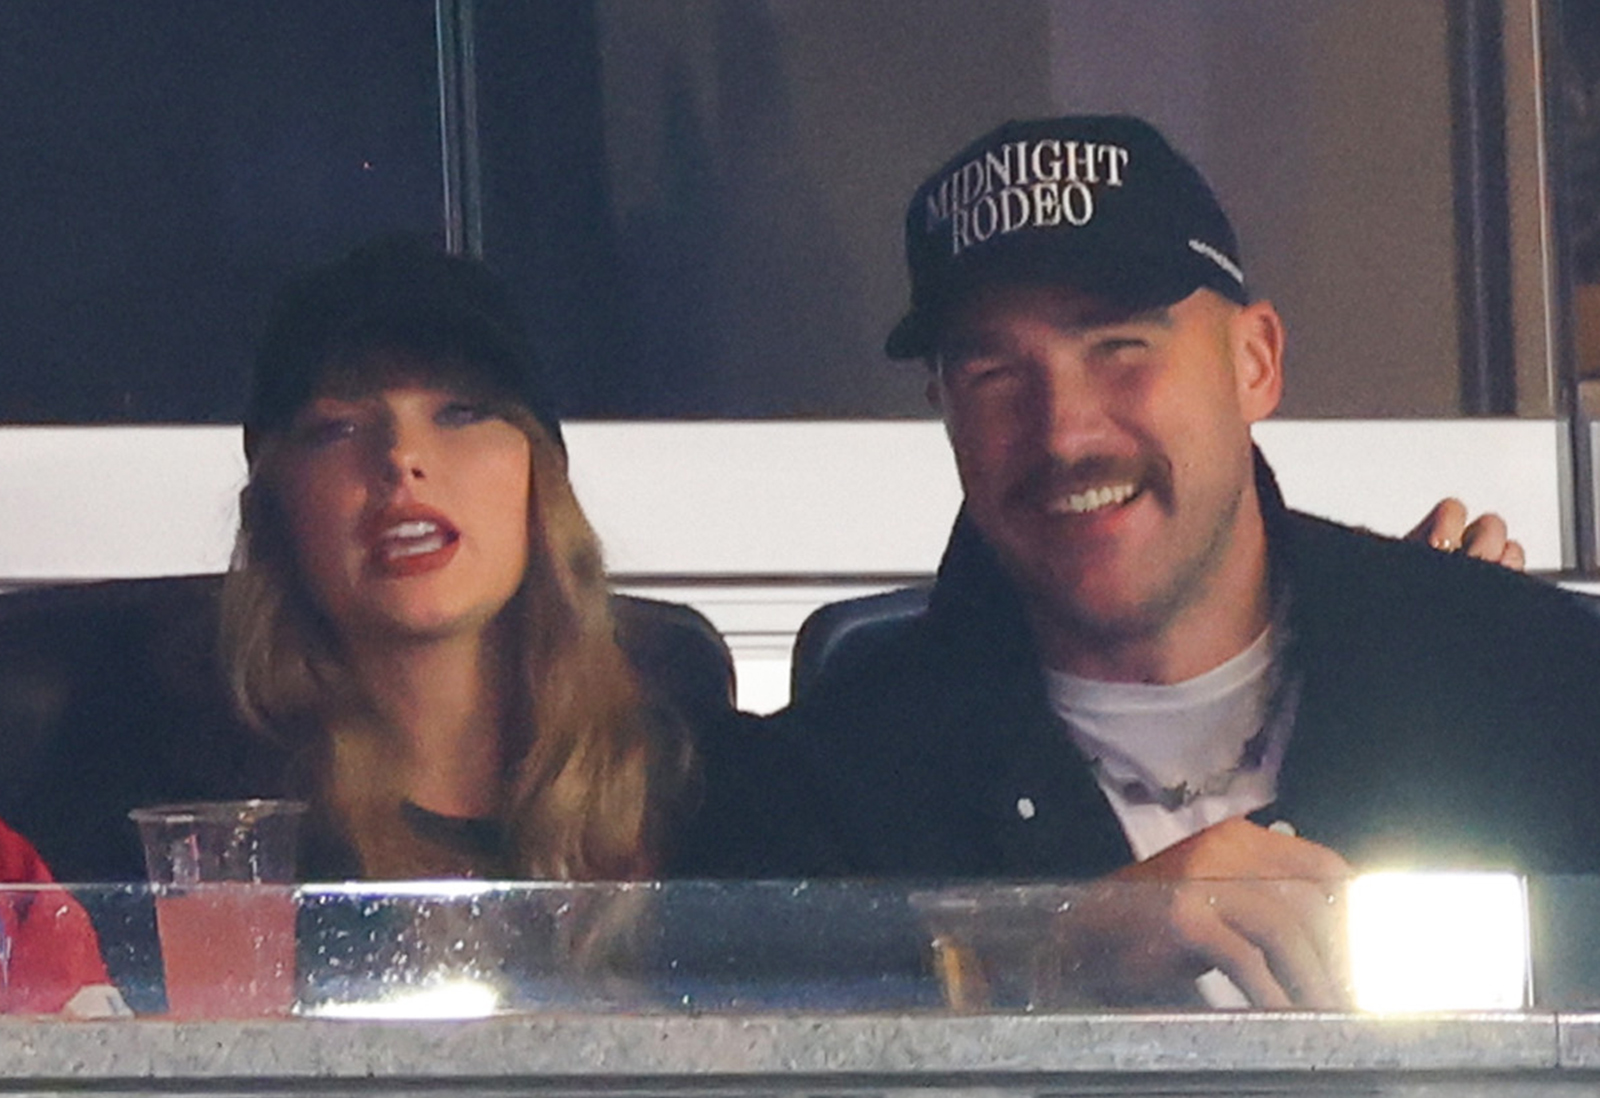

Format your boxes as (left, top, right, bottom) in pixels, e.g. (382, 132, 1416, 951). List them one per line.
(999, 186, 1031, 233)
(1031, 140, 1062, 183)
(984, 148, 1013, 191)
(1061, 180, 1094, 225)
(926, 141, 1128, 249)
(1064, 141, 1097, 183)
(951, 204, 971, 254)
(1031, 182, 1061, 226)
(958, 160, 988, 206)
(1010, 141, 1032, 187)
(925, 179, 951, 230)
(971, 194, 1000, 241)
(1102, 145, 1129, 186)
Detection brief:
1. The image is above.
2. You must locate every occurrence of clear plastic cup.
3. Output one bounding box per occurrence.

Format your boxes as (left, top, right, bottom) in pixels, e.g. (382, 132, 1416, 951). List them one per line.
(128, 799, 306, 1018)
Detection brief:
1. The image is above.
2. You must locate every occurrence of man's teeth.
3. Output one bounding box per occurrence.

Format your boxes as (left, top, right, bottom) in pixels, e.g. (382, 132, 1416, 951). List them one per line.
(387, 520, 438, 539)
(1053, 483, 1138, 515)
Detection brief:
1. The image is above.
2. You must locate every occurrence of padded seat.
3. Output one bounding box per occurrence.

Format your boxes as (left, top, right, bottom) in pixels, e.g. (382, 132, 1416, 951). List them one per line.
(789, 584, 932, 702)
(0, 574, 734, 883)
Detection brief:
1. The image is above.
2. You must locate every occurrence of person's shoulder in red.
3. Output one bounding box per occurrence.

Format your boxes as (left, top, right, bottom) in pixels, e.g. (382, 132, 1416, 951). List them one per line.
(0, 817, 55, 884)
(0, 817, 126, 1015)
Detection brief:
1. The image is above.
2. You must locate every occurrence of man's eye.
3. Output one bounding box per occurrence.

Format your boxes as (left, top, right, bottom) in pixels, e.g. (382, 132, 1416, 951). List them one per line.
(436, 401, 491, 427)
(1095, 337, 1150, 357)
(952, 358, 1021, 387)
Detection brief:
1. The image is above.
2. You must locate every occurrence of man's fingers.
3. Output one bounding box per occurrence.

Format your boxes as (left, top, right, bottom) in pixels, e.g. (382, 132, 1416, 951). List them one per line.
(1099, 821, 1354, 1008)
(1212, 881, 1348, 1009)
(1168, 887, 1292, 1008)
(1460, 514, 1526, 570)
(1501, 538, 1527, 571)
(1198, 933, 1294, 1009)
(1406, 497, 1467, 550)
(1405, 500, 1525, 571)
(1174, 883, 1344, 1009)
(1459, 513, 1507, 559)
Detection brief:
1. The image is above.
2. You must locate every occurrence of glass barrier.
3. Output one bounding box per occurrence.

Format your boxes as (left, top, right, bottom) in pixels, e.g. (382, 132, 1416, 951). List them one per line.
(5, 875, 1600, 1020)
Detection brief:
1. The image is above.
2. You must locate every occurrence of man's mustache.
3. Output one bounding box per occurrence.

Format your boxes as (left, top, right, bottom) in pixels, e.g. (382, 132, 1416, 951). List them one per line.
(1004, 454, 1173, 512)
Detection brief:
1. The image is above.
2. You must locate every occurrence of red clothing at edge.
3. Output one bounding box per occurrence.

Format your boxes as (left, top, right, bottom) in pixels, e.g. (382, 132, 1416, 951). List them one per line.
(0, 818, 112, 1013)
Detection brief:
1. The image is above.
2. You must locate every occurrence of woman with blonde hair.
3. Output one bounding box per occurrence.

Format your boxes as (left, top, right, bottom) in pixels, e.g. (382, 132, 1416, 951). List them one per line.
(221, 237, 693, 881)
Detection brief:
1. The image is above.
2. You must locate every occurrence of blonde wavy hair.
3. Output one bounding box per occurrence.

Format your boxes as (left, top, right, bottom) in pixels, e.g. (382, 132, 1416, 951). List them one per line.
(221, 391, 692, 881)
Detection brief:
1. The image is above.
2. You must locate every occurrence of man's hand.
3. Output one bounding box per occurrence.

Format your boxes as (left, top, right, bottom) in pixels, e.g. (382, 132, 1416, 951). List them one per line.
(1070, 818, 1352, 1009)
(1406, 498, 1526, 570)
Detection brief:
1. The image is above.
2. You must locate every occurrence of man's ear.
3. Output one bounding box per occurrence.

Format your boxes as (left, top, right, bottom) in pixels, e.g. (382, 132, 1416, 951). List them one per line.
(1231, 300, 1285, 424)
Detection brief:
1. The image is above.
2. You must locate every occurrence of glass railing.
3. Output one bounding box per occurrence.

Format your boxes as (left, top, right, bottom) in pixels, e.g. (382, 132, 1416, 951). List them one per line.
(6, 875, 1600, 1020)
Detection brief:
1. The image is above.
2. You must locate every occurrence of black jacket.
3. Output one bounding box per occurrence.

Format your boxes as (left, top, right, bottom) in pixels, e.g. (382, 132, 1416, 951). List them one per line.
(684, 454, 1600, 879)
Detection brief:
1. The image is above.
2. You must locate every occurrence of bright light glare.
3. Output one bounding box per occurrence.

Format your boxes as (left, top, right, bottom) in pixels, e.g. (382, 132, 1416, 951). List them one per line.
(1347, 872, 1528, 1012)
(300, 880, 499, 899)
(302, 978, 502, 1020)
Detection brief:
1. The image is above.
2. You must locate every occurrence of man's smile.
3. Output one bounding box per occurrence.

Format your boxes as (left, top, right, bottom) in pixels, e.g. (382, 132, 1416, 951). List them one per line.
(1046, 481, 1141, 516)
(1008, 453, 1172, 523)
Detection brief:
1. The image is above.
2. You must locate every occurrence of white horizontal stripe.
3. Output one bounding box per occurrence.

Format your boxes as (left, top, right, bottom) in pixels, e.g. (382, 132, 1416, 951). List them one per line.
(0, 419, 1568, 581)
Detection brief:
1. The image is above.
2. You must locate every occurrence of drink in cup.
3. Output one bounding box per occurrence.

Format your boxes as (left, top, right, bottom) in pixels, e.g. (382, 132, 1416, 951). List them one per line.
(128, 800, 305, 1019)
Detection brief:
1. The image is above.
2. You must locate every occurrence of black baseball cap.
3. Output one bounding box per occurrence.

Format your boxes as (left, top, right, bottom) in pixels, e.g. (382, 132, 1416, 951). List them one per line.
(245, 235, 562, 459)
(886, 115, 1249, 359)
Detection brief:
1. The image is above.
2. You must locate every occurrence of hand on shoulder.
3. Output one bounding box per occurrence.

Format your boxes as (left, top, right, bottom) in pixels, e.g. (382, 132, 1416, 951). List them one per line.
(1406, 498, 1526, 570)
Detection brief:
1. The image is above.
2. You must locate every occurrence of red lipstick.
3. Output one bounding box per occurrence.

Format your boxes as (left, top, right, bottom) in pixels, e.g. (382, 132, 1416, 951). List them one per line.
(363, 504, 461, 578)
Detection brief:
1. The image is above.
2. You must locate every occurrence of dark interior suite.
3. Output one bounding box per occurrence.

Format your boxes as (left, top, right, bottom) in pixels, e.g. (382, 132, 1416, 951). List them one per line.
(0, 574, 735, 884)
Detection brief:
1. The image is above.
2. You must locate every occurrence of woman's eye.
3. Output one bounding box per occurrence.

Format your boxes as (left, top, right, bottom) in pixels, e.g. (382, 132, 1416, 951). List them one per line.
(294, 417, 358, 448)
(436, 400, 491, 427)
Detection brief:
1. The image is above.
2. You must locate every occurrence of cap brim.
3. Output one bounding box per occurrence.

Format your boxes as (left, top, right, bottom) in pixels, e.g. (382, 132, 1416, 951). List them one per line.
(885, 311, 928, 360)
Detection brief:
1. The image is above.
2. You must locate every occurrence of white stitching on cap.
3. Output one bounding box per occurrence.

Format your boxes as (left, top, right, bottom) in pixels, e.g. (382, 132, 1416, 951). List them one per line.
(1187, 238, 1245, 284)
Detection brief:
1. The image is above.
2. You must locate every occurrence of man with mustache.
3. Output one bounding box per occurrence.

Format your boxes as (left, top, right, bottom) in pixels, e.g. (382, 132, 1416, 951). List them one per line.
(723, 115, 1600, 1008)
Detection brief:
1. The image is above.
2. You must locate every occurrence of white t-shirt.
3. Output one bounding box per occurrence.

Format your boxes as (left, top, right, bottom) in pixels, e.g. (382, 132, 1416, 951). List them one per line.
(1044, 625, 1295, 861)
(1044, 626, 1300, 1006)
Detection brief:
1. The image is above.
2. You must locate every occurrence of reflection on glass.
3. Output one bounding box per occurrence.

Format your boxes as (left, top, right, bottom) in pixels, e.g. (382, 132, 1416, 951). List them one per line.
(303, 977, 501, 1020)
(1347, 872, 1529, 1012)
(0, 877, 1567, 1019)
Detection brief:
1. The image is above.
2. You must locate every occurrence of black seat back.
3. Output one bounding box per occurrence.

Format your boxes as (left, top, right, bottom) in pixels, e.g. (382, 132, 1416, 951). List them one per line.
(789, 584, 932, 703)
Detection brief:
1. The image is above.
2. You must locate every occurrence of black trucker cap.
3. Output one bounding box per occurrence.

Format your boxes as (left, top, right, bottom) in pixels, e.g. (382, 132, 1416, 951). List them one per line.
(886, 115, 1249, 359)
(245, 235, 562, 460)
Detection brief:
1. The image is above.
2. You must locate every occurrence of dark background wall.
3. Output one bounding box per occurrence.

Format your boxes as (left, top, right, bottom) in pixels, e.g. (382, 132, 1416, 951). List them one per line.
(0, 0, 1592, 424)
(0, 0, 441, 424)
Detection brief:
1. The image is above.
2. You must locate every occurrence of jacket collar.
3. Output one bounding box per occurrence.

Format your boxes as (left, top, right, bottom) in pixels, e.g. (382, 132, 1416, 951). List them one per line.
(926, 507, 1035, 665)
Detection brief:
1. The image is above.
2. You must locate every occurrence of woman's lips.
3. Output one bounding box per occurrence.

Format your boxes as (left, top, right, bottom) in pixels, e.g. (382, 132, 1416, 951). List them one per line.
(365, 510, 461, 577)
